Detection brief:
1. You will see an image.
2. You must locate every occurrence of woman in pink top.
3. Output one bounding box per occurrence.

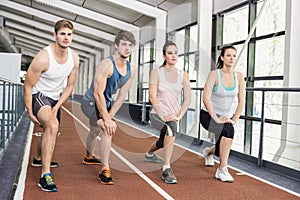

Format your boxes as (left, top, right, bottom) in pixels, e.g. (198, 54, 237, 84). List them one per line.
(144, 41, 191, 184)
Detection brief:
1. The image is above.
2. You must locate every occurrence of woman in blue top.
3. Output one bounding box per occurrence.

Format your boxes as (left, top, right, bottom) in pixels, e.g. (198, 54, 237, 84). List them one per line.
(200, 45, 245, 183)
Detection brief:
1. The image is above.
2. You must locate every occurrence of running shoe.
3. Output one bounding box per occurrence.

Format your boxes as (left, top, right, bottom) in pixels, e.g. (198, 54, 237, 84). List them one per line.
(38, 173, 58, 192)
(202, 147, 214, 166)
(162, 168, 177, 184)
(215, 166, 234, 183)
(144, 153, 164, 164)
(98, 168, 114, 185)
(32, 157, 59, 168)
(83, 156, 102, 165)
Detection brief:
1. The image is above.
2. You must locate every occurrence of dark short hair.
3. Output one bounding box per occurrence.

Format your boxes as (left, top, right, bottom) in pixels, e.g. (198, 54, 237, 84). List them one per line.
(54, 19, 74, 34)
(114, 30, 136, 46)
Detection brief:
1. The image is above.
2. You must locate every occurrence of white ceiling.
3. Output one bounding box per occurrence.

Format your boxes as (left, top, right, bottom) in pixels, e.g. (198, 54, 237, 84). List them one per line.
(0, 0, 186, 64)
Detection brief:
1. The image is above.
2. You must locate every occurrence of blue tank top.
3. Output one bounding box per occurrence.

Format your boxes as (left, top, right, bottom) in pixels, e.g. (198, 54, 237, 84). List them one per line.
(83, 56, 131, 108)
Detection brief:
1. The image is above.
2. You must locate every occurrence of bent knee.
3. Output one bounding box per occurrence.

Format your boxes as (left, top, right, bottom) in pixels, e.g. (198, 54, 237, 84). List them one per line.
(221, 124, 234, 139)
(48, 122, 59, 134)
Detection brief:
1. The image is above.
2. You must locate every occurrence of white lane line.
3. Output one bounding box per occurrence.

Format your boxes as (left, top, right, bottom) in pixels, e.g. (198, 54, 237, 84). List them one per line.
(62, 106, 174, 200)
(14, 121, 34, 200)
(117, 119, 300, 198)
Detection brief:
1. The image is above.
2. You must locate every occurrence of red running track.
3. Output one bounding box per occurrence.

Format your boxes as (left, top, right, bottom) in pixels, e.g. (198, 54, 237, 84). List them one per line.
(15, 101, 299, 200)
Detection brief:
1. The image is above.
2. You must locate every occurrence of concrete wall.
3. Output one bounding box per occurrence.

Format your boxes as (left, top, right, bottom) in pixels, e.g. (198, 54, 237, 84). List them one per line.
(0, 53, 21, 83)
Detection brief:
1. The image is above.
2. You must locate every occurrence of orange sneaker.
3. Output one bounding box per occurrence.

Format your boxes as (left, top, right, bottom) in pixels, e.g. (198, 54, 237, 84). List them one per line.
(98, 168, 114, 185)
(82, 156, 101, 165)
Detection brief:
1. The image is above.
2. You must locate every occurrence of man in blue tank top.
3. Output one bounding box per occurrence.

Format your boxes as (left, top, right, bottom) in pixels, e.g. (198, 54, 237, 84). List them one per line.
(24, 19, 79, 192)
(92, 30, 136, 185)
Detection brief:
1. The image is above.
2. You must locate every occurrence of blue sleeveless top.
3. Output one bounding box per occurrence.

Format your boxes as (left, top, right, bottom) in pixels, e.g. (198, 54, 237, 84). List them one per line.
(83, 56, 131, 108)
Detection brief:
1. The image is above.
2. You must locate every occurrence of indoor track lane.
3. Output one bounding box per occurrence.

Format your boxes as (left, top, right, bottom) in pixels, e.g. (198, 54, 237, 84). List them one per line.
(19, 101, 299, 200)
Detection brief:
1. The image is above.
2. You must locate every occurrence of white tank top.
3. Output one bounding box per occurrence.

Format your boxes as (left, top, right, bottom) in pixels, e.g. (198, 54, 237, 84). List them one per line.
(32, 45, 74, 100)
(203, 69, 238, 117)
(151, 67, 183, 117)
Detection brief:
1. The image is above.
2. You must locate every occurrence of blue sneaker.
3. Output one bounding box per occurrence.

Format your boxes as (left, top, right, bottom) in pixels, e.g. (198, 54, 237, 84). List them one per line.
(38, 173, 58, 192)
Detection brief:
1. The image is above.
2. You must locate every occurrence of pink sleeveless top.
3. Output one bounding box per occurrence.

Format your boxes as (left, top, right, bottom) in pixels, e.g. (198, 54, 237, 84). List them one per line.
(151, 67, 183, 117)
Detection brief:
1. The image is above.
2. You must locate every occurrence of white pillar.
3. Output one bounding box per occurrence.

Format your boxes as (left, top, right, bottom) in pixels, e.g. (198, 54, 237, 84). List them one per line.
(155, 13, 167, 68)
(197, 0, 213, 86)
(191, 0, 213, 138)
(128, 30, 139, 103)
(281, 0, 300, 169)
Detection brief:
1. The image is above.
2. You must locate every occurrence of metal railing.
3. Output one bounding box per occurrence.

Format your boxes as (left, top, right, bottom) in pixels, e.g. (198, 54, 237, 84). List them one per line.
(245, 87, 300, 167)
(0, 78, 25, 156)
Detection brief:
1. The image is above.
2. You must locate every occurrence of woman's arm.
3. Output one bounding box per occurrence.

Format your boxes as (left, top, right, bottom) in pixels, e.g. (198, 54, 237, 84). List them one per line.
(231, 72, 246, 124)
(149, 69, 164, 120)
(175, 71, 191, 120)
(202, 70, 224, 123)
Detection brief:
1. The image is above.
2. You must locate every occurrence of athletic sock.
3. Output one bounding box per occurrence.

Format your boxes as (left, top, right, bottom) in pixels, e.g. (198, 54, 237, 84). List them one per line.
(163, 165, 170, 171)
(146, 152, 154, 157)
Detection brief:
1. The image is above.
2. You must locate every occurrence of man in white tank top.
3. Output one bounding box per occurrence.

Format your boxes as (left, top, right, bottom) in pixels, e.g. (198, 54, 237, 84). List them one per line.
(24, 19, 79, 192)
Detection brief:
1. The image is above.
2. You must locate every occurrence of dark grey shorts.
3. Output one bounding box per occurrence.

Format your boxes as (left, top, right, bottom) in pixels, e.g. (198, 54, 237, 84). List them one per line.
(32, 92, 61, 122)
(80, 99, 98, 127)
(149, 113, 178, 149)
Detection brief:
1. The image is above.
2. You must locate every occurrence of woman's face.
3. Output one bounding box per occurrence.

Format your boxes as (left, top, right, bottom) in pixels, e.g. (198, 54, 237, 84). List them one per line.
(222, 48, 237, 67)
(163, 45, 178, 66)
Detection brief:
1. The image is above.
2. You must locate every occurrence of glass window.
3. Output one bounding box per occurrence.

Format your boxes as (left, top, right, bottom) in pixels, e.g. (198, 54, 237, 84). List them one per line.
(189, 25, 198, 52)
(256, 0, 286, 36)
(142, 63, 150, 88)
(255, 36, 285, 77)
(177, 55, 185, 71)
(234, 44, 247, 77)
(252, 89, 283, 120)
(175, 29, 185, 55)
(143, 43, 151, 63)
(231, 119, 245, 152)
(223, 6, 249, 44)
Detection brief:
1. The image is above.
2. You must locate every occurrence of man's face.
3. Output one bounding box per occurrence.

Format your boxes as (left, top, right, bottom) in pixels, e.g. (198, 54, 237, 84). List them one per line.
(54, 27, 73, 49)
(115, 39, 133, 59)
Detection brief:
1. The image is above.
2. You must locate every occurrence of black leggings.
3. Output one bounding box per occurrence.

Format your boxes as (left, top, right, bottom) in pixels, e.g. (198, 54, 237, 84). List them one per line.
(150, 113, 177, 149)
(200, 109, 234, 157)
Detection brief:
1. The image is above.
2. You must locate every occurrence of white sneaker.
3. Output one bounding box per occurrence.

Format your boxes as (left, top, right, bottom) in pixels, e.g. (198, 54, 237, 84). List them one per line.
(215, 166, 234, 183)
(202, 147, 214, 166)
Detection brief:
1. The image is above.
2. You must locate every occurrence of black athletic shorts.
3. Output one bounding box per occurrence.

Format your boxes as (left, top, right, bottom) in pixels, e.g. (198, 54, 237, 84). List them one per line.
(32, 92, 61, 122)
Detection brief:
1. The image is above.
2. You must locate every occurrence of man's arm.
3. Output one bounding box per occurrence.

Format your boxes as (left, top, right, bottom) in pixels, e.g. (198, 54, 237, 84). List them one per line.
(109, 65, 136, 118)
(53, 50, 79, 112)
(94, 58, 116, 135)
(23, 50, 49, 125)
(94, 58, 113, 121)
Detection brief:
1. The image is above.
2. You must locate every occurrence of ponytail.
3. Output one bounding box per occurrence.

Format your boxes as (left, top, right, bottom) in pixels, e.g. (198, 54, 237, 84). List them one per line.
(160, 60, 166, 68)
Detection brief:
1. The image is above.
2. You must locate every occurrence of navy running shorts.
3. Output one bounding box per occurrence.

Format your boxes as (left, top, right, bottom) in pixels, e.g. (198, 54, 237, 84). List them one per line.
(80, 98, 98, 127)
